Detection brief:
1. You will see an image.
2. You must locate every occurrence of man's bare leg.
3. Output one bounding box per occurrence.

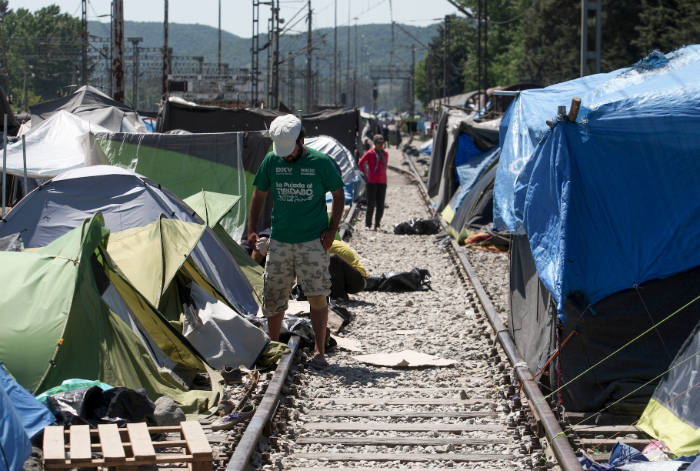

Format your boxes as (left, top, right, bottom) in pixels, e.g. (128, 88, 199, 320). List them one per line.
(267, 312, 285, 342)
(309, 306, 328, 364)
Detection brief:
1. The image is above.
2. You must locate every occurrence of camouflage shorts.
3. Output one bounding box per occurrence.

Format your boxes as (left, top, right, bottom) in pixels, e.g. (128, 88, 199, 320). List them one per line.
(261, 238, 331, 318)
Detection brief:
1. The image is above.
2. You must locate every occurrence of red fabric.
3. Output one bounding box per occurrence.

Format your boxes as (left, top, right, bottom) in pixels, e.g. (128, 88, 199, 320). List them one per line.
(358, 148, 388, 184)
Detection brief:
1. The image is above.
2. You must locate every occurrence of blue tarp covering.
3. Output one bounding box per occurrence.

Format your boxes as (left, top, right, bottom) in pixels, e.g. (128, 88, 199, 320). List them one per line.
(451, 145, 500, 211)
(0, 363, 56, 471)
(494, 45, 700, 312)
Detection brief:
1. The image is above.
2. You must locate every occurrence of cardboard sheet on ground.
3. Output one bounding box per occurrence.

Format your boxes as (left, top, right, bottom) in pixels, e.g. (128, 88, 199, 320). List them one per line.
(352, 350, 456, 367)
(330, 335, 362, 352)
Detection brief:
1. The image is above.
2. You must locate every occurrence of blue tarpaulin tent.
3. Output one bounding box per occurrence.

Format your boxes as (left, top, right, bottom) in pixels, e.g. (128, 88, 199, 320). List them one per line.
(495, 45, 700, 312)
(0, 363, 56, 471)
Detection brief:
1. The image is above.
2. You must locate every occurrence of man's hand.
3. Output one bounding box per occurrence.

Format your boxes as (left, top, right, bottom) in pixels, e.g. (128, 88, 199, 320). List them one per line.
(320, 228, 335, 251)
(249, 232, 261, 254)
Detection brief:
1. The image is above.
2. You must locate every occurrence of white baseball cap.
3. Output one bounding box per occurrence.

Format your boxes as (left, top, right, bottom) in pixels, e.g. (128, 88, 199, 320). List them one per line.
(269, 114, 302, 157)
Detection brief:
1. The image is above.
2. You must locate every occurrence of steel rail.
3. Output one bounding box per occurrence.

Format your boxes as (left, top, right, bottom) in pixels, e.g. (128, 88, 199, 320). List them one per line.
(226, 335, 300, 471)
(399, 152, 583, 471)
(339, 201, 359, 240)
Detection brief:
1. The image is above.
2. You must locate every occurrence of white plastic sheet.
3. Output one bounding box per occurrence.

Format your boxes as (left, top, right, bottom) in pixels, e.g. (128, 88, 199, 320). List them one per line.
(184, 282, 269, 369)
(4, 111, 109, 178)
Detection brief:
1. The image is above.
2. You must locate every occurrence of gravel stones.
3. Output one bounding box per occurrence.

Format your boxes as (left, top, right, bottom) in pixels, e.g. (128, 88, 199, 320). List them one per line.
(275, 149, 528, 470)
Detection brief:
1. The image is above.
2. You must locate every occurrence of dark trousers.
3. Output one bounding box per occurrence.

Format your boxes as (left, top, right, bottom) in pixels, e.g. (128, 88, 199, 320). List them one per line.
(366, 183, 387, 228)
(329, 254, 366, 301)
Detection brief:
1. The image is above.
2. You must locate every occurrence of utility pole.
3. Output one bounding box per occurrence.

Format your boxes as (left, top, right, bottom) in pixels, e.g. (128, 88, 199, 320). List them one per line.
(352, 70, 356, 108)
(251, 0, 260, 107)
(162, 0, 168, 97)
(580, 0, 602, 76)
(267, 0, 280, 109)
(23, 65, 32, 112)
(109, 0, 113, 97)
(483, 0, 488, 93)
(333, 0, 337, 106)
(129, 37, 142, 110)
(354, 19, 358, 105)
(218, 0, 221, 74)
(411, 44, 415, 116)
(288, 52, 294, 109)
(443, 15, 449, 101)
(305, 0, 312, 113)
(81, 0, 88, 86)
(346, 1, 350, 103)
(372, 81, 377, 112)
(112, 0, 125, 102)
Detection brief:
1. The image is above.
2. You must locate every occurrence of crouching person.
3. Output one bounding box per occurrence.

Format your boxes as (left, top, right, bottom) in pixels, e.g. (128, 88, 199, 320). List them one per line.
(248, 114, 345, 369)
(329, 240, 369, 302)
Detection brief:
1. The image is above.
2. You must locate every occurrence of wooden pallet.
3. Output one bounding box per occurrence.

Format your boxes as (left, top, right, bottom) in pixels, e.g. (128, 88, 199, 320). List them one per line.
(43, 422, 213, 471)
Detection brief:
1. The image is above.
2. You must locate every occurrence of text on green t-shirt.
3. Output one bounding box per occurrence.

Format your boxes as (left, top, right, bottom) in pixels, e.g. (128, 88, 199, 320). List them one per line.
(253, 147, 345, 244)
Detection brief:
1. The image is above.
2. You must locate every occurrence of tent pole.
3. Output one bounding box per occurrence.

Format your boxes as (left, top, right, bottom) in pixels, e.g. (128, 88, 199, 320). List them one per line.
(2, 114, 6, 219)
(22, 135, 28, 197)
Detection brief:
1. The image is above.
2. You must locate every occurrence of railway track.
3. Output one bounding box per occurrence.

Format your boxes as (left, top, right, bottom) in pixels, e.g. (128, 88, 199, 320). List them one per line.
(216, 148, 652, 471)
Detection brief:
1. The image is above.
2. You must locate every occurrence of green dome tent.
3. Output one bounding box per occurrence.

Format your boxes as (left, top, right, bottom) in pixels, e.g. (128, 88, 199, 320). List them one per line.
(0, 214, 222, 417)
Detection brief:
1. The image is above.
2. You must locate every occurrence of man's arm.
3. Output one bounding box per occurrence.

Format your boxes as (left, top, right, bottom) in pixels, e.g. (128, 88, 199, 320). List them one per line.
(248, 187, 268, 253)
(320, 188, 345, 251)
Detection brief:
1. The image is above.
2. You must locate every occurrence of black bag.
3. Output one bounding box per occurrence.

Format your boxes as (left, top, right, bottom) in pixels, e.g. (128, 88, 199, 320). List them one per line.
(366, 268, 432, 292)
(46, 387, 156, 427)
(393, 218, 442, 235)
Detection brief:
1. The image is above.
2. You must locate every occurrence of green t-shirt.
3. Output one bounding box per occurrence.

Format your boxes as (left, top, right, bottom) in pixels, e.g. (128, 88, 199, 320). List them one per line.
(253, 147, 345, 244)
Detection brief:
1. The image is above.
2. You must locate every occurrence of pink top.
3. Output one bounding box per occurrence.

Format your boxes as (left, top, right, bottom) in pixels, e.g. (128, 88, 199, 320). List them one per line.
(358, 148, 388, 184)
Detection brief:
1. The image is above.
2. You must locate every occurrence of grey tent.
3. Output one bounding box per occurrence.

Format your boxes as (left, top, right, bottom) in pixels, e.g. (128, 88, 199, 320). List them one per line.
(157, 101, 363, 156)
(0, 166, 259, 317)
(448, 160, 499, 235)
(305, 135, 362, 185)
(30, 86, 146, 133)
(429, 113, 501, 212)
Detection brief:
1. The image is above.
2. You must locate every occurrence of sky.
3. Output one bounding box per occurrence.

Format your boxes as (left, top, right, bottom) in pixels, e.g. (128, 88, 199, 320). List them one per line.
(19, 0, 461, 37)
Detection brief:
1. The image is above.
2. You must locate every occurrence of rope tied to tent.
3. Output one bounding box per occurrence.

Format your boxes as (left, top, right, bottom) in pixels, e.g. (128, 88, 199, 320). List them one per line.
(550, 347, 700, 458)
(534, 291, 700, 407)
(634, 283, 673, 361)
(583, 353, 700, 455)
(48, 255, 80, 265)
(516, 329, 578, 397)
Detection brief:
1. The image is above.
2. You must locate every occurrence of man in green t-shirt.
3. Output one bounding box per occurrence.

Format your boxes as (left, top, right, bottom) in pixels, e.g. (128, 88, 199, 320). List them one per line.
(248, 114, 345, 369)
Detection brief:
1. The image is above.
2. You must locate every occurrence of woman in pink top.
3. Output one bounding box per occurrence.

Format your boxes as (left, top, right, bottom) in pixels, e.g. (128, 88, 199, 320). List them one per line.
(358, 134, 388, 231)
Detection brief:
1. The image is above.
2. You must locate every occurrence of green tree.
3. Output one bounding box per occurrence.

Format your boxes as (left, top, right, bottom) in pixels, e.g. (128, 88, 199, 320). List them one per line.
(634, 0, 700, 54)
(5, 4, 81, 110)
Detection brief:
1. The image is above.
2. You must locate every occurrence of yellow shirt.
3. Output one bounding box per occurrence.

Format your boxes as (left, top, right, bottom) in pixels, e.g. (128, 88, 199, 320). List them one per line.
(329, 240, 368, 278)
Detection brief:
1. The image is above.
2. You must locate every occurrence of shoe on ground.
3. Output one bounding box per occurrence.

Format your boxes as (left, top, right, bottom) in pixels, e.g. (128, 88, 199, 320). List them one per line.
(211, 403, 256, 430)
(375, 227, 384, 233)
(364, 226, 374, 231)
(211, 412, 243, 430)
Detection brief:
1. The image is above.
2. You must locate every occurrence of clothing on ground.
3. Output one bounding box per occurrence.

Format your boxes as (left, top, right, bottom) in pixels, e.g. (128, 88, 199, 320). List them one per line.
(329, 240, 368, 278)
(253, 148, 345, 244)
(393, 218, 442, 235)
(366, 183, 387, 229)
(358, 148, 388, 184)
(262, 238, 331, 317)
(329, 254, 367, 301)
